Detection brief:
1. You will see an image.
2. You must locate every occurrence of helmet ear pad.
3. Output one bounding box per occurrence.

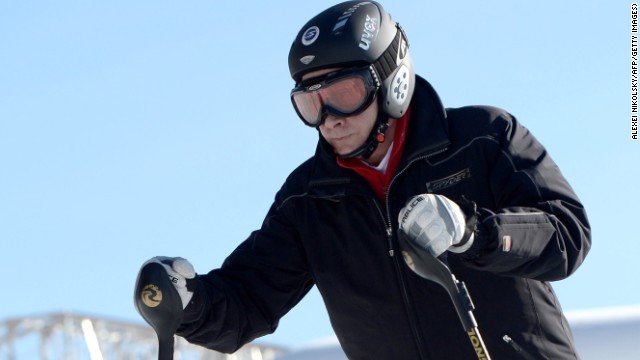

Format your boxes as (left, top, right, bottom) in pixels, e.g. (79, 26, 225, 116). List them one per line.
(380, 49, 415, 119)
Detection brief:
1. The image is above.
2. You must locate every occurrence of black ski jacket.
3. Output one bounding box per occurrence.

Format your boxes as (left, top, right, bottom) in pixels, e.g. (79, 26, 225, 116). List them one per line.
(178, 76, 591, 359)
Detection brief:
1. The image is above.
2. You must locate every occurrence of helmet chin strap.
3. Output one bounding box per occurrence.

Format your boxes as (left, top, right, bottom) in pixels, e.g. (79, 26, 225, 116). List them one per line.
(338, 108, 390, 160)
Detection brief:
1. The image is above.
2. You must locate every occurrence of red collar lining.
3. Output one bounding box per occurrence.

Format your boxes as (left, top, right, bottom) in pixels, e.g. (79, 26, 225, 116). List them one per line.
(337, 108, 411, 200)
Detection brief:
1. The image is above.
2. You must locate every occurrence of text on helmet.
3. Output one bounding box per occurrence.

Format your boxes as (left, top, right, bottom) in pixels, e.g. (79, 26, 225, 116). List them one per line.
(359, 15, 378, 50)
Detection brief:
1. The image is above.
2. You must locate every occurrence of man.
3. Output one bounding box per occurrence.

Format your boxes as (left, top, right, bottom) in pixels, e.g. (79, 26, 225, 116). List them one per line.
(137, 1, 591, 359)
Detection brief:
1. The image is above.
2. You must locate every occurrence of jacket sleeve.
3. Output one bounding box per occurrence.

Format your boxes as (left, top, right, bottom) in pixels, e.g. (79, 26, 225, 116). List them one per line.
(175, 197, 314, 353)
(463, 110, 591, 281)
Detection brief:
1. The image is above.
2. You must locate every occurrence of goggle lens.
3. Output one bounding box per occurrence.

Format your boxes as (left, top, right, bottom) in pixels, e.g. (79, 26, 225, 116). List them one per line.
(291, 68, 378, 126)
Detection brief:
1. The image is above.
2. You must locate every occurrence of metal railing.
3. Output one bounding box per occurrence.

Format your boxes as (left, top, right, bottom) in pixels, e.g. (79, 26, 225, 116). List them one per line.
(0, 312, 286, 360)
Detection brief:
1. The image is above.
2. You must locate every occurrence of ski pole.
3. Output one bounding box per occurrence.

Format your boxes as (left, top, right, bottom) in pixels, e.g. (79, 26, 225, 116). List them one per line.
(399, 235, 492, 360)
(134, 262, 184, 360)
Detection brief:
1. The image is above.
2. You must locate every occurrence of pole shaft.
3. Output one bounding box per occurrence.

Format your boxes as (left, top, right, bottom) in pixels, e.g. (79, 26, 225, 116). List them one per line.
(157, 334, 174, 360)
(466, 327, 491, 360)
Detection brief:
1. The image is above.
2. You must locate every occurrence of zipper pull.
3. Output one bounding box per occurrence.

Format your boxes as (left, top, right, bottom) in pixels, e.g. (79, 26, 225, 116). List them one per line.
(503, 335, 536, 360)
(386, 226, 395, 257)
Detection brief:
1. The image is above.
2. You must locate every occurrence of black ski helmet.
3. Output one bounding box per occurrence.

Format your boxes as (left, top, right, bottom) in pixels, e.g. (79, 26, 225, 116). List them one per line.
(288, 1, 414, 119)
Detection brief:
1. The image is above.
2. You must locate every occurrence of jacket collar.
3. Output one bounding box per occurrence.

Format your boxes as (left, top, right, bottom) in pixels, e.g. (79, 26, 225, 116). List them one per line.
(399, 75, 450, 168)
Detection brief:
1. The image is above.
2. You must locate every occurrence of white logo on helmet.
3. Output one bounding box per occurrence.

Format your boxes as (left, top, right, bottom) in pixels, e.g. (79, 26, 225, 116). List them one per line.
(396, 37, 408, 65)
(391, 65, 410, 105)
(301, 26, 320, 46)
(300, 55, 315, 65)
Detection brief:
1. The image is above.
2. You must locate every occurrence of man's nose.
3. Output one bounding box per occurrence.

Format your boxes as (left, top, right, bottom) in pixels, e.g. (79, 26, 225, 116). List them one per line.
(322, 115, 345, 129)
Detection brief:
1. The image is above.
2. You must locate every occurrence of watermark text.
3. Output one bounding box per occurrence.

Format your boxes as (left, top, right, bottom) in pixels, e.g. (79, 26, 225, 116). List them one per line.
(632, 4, 638, 139)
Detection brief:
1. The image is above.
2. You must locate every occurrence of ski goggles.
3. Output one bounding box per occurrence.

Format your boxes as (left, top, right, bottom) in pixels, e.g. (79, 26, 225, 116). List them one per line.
(291, 67, 380, 127)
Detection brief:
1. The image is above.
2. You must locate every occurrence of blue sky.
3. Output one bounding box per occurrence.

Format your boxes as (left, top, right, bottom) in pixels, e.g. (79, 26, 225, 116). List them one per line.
(0, 0, 634, 350)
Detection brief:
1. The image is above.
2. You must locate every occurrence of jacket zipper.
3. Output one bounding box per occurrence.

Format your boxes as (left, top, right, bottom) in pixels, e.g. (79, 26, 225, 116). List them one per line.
(383, 145, 449, 246)
(373, 199, 428, 359)
(376, 145, 449, 360)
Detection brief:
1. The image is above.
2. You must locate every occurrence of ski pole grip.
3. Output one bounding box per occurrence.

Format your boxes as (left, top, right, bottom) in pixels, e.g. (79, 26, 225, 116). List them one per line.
(134, 262, 184, 360)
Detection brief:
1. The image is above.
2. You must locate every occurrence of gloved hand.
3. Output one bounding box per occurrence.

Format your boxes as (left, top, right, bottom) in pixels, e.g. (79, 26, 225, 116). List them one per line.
(398, 194, 475, 257)
(142, 256, 196, 309)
